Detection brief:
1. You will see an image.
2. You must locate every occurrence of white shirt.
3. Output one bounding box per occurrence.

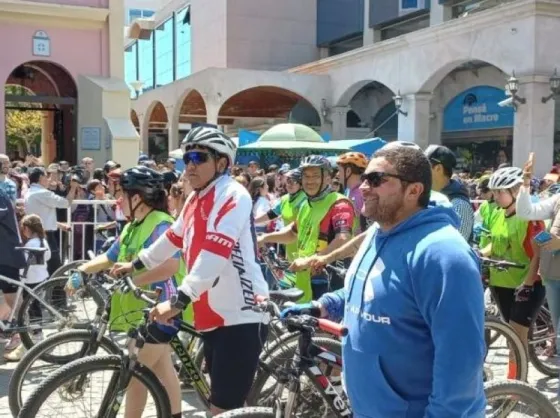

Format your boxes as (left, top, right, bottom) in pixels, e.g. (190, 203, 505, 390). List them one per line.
(24, 184, 70, 231)
(21, 237, 51, 284)
(516, 185, 559, 221)
(253, 196, 272, 219)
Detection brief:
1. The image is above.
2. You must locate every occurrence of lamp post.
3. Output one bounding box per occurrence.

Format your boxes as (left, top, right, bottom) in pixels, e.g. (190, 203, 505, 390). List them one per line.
(541, 69, 560, 103)
(129, 80, 144, 99)
(393, 91, 408, 116)
(506, 71, 526, 105)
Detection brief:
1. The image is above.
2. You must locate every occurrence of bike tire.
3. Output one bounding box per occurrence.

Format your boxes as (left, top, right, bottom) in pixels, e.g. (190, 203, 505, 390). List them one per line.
(18, 355, 172, 418)
(49, 260, 87, 278)
(484, 380, 558, 418)
(215, 407, 275, 418)
(247, 336, 342, 406)
(17, 276, 92, 354)
(484, 317, 529, 382)
(527, 310, 558, 377)
(9, 329, 120, 417)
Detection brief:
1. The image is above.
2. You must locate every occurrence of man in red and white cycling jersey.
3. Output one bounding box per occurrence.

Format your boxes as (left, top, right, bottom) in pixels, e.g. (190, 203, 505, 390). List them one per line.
(114, 126, 269, 416)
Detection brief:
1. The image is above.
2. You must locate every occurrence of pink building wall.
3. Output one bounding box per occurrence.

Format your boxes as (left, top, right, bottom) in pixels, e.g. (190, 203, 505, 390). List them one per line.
(0, 19, 110, 153)
(30, 0, 109, 8)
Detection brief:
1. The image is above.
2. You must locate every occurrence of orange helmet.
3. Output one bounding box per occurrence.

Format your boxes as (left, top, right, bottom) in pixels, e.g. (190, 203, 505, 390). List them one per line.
(336, 152, 368, 169)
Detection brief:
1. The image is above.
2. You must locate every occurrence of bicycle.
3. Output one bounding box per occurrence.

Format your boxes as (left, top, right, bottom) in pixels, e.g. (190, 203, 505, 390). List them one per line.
(222, 297, 349, 418)
(18, 275, 212, 417)
(0, 247, 96, 353)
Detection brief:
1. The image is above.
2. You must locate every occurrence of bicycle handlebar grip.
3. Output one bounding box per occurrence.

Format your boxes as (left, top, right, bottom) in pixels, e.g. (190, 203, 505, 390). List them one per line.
(255, 295, 268, 303)
(317, 318, 348, 338)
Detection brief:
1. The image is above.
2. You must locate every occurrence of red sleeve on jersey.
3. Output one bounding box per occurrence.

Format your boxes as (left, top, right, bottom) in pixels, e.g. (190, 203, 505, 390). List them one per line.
(328, 200, 355, 235)
(523, 221, 545, 258)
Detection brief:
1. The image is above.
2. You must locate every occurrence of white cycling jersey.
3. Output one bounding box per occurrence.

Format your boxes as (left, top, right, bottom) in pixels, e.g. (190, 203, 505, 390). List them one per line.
(138, 175, 269, 331)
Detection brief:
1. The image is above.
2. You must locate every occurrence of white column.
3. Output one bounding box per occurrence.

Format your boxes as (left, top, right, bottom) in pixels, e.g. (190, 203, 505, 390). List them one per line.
(397, 93, 432, 149)
(331, 106, 350, 140)
(430, 0, 452, 26)
(167, 106, 178, 152)
(206, 103, 220, 126)
(513, 80, 555, 177)
(363, 0, 381, 46)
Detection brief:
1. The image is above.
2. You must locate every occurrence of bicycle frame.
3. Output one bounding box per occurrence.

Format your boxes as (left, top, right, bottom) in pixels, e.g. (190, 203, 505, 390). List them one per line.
(0, 274, 69, 332)
(264, 327, 351, 417)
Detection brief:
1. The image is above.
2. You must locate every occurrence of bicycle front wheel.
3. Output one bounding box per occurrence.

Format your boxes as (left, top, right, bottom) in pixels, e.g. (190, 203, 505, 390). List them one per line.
(485, 380, 558, 417)
(9, 329, 120, 417)
(19, 355, 172, 418)
(215, 407, 275, 418)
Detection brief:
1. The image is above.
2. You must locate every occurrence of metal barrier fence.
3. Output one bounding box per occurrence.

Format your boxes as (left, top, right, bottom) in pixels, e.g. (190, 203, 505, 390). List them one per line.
(59, 199, 118, 263)
(58, 199, 487, 262)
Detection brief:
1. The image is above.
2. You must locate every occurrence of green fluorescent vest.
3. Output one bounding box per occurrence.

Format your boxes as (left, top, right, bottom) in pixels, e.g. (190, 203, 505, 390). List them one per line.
(295, 192, 349, 302)
(110, 210, 191, 331)
(279, 190, 306, 261)
(488, 209, 531, 289)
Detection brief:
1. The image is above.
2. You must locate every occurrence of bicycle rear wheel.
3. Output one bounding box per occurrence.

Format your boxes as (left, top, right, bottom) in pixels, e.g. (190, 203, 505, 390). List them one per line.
(485, 380, 558, 417)
(17, 276, 97, 353)
(9, 329, 120, 417)
(19, 355, 172, 418)
(215, 407, 275, 417)
(484, 317, 528, 382)
(527, 308, 557, 377)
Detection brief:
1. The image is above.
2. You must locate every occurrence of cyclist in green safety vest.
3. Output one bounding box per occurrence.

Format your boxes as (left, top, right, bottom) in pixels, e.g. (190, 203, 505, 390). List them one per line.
(66, 166, 185, 418)
(254, 168, 306, 261)
(474, 175, 498, 248)
(258, 155, 355, 302)
(483, 166, 546, 379)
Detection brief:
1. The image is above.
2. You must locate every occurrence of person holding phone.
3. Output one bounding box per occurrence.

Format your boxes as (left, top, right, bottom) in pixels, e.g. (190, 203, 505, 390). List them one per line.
(483, 163, 546, 379)
(517, 152, 560, 387)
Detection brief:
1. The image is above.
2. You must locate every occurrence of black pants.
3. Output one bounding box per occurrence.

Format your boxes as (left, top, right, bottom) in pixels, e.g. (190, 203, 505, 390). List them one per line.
(46, 231, 66, 309)
(27, 282, 43, 328)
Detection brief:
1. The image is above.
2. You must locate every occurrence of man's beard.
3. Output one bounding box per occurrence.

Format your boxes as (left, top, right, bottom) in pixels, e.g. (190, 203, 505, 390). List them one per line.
(363, 194, 404, 226)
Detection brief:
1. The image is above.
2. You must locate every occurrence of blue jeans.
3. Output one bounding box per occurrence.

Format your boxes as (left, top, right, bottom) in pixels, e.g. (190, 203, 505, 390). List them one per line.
(543, 278, 560, 391)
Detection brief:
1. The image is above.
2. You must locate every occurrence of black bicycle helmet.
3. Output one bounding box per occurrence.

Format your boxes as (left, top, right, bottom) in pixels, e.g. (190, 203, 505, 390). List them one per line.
(300, 155, 331, 171)
(286, 168, 302, 184)
(162, 170, 180, 189)
(120, 166, 164, 199)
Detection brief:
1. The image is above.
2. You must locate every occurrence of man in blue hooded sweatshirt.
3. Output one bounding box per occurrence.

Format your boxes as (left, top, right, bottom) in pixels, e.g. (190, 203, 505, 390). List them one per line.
(282, 144, 486, 418)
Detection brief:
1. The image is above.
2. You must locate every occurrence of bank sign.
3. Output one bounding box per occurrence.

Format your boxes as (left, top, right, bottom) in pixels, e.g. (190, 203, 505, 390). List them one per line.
(443, 85, 514, 132)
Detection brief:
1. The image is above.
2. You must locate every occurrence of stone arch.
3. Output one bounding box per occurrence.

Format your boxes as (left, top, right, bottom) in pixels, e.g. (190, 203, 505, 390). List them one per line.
(418, 58, 510, 93)
(173, 89, 207, 125)
(4, 60, 78, 162)
(130, 109, 140, 132)
(217, 85, 321, 127)
(141, 101, 168, 155)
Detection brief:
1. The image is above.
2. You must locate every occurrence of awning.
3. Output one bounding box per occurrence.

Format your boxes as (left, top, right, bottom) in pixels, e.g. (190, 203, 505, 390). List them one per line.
(104, 117, 139, 141)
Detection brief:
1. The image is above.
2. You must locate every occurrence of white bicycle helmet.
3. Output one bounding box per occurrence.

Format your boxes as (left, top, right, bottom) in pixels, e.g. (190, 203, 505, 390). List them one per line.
(488, 167, 523, 190)
(181, 126, 237, 166)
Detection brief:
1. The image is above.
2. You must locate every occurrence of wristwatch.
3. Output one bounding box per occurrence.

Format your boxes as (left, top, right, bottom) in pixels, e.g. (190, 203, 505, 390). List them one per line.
(132, 258, 145, 272)
(170, 290, 191, 310)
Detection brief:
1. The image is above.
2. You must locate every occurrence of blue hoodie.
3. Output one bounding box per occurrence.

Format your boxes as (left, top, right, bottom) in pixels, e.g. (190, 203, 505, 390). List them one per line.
(320, 201, 486, 418)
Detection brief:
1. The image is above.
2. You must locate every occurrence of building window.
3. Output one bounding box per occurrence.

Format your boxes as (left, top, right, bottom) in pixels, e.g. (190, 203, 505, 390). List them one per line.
(380, 14, 429, 40)
(138, 33, 154, 91)
(401, 0, 418, 8)
(155, 18, 174, 87)
(125, 42, 139, 98)
(175, 7, 192, 80)
(327, 35, 363, 57)
(127, 9, 155, 24)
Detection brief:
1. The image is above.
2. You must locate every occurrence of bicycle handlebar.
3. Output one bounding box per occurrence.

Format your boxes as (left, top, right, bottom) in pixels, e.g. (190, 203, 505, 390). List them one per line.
(479, 257, 525, 270)
(324, 264, 347, 278)
(121, 276, 161, 306)
(254, 295, 347, 338)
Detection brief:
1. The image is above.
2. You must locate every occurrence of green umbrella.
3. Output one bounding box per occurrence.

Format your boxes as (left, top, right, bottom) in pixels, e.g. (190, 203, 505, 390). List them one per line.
(239, 123, 350, 151)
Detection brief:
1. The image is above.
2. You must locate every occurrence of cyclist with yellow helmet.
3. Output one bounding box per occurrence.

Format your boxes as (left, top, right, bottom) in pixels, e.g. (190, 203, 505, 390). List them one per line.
(336, 152, 368, 233)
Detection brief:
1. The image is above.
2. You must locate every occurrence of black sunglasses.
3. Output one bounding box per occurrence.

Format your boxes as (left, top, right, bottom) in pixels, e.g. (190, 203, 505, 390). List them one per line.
(360, 171, 412, 188)
(183, 151, 211, 166)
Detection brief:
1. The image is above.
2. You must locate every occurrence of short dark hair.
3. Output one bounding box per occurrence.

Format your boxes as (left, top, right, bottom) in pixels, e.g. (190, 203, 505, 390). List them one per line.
(374, 146, 432, 208)
(29, 167, 46, 184)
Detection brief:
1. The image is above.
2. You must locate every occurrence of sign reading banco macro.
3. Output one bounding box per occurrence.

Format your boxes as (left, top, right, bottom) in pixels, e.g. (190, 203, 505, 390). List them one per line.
(443, 85, 514, 132)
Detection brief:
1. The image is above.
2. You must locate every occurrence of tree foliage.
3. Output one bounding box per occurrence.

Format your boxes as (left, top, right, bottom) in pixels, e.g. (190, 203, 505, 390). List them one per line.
(6, 109, 42, 154)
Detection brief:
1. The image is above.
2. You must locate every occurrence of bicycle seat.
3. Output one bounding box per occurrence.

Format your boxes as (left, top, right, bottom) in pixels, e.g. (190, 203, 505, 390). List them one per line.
(269, 288, 304, 303)
(14, 247, 48, 254)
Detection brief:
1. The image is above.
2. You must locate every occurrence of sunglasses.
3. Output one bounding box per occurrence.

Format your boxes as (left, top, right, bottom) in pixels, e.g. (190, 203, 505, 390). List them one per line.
(360, 171, 411, 188)
(183, 151, 211, 165)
